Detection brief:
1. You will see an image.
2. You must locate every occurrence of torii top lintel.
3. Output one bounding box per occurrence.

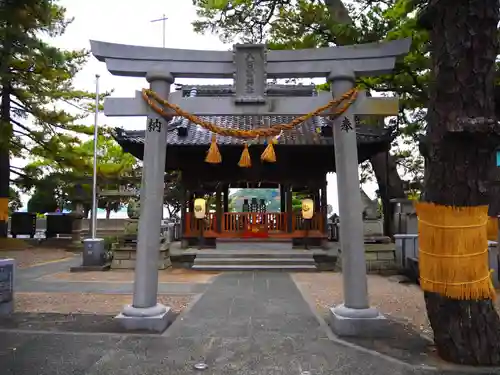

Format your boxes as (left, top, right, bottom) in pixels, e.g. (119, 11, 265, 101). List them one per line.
(93, 39, 411, 117)
(89, 38, 411, 80)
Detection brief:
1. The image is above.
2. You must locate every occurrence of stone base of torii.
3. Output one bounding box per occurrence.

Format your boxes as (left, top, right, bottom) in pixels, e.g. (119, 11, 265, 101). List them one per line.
(90, 38, 411, 336)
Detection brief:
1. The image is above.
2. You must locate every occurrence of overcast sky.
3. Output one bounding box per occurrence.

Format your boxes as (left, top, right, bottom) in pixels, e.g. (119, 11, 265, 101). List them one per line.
(13, 0, 379, 213)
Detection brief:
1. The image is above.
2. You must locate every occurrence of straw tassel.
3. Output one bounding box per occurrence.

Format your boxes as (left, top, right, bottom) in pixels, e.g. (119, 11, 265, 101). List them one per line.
(205, 134, 222, 164)
(261, 139, 277, 163)
(487, 216, 498, 241)
(238, 143, 252, 168)
(415, 202, 496, 301)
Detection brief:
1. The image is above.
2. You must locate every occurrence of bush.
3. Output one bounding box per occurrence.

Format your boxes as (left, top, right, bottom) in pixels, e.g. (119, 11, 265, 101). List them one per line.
(103, 236, 118, 251)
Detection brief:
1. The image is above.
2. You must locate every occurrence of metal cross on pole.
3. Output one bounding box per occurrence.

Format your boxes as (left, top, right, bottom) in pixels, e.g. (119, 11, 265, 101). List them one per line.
(150, 14, 168, 48)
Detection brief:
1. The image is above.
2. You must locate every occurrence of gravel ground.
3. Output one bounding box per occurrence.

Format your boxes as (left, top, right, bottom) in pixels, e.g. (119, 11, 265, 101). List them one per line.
(0, 248, 76, 268)
(15, 292, 195, 314)
(42, 268, 219, 284)
(293, 272, 500, 338)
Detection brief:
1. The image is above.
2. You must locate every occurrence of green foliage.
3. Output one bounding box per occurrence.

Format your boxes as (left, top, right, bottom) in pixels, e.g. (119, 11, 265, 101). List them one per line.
(19, 135, 140, 218)
(227, 188, 308, 212)
(27, 184, 58, 214)
(292, 193, 309, 212)
(229, 189, 281, 212)
(103, 236, 118, 252)
(0, 1, 113, 228)
(8, 187, 21, 214)
(192, 0, 430, 189)
(163, 172, 183, 218)
(2, 0, 102, 161)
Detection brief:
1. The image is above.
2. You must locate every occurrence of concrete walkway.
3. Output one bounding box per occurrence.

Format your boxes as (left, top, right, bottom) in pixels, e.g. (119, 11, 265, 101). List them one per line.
(13, 256, 207, 294)
(0, 271, 446, 375)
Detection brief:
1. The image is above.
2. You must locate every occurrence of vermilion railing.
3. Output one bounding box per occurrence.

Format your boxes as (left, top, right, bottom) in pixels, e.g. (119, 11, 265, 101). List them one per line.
(184, 212, 216, 236)
(292, 213, 323, 232)
(222, 212, 287, 233)
(184, 211, 324, 236)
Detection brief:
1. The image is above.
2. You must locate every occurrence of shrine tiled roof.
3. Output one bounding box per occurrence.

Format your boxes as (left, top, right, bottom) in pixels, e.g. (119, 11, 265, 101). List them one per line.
(176, 84, 318, 97)
(114, 116, 393, 147)
(113, 84, 395, 147)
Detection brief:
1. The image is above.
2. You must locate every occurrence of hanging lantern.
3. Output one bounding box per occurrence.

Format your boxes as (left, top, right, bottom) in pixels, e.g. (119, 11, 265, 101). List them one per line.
(301, 199, 314, 220)
(194, 198, 206, 219)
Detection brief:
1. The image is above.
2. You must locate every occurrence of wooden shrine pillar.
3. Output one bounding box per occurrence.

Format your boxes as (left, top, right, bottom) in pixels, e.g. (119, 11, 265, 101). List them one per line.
(313, 185, 321, 216)
(188, 191, 195, 235)
(223, 184, 229, 213)
(286, 184, 293, 233)
(320, 179, 328, 234)
(180, 186, 188, 236)
(188, 191, 195, 212)
(312, 185, 321, 232)
(280, 184, 286, 212)
(216, 185, 222, 232)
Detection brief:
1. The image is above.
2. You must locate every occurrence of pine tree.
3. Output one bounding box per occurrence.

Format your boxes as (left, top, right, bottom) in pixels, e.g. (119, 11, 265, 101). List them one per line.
(192, 0, 428, 235)
(20, 135, 140, 218)
(417, 0, 500, 364)
(0, 0, 98, 236)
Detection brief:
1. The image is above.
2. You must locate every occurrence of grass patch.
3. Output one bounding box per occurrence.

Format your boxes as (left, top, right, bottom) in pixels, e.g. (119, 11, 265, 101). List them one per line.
(0, 238, 32, 251)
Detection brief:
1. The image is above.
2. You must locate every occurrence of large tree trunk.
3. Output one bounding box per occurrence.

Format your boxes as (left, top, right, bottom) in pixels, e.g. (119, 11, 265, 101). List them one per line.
(419, 0, 500, 365)
(489, 84, 500, 217)
(0, 80, 11, 238)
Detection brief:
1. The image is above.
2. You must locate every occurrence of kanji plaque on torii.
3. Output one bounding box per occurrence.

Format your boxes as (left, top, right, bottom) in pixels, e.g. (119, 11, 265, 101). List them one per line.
(90, 38, 411, 336)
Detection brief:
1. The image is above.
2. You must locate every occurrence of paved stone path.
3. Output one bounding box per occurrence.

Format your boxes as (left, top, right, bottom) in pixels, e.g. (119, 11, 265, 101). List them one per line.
(0, 271, 459, 375)
(14, 256, 207, 294)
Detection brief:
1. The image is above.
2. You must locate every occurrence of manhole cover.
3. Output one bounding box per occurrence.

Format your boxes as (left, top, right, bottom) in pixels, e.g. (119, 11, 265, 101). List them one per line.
(193, 362, 208, 371)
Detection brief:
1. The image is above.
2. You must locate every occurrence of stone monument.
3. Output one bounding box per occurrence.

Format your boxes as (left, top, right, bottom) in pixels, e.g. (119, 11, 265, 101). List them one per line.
(0, 259, 14, 315)
(360, 188, 386, 240)
(125, 197, 140, 239)
(111, 197, 170, 270)
(90, 37, 410, 334)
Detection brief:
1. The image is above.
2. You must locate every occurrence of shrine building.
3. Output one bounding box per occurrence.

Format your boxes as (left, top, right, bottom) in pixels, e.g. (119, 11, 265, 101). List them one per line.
(113, 84, 394, 248)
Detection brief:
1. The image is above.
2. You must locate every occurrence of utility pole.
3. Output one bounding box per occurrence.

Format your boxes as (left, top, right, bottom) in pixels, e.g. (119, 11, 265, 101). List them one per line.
(151, 14, 168, 48)
(91, 74, 100, 239)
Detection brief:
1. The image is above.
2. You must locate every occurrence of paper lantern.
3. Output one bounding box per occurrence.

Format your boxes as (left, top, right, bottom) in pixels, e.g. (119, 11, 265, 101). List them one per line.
(194, 198, 206, 219)
(301, 198, 314, 220)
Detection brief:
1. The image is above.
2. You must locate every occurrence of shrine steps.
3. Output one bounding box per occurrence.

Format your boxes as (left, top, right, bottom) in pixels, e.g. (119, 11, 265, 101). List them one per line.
(191, 249, 317, 271)
(216, 238, 291, 243)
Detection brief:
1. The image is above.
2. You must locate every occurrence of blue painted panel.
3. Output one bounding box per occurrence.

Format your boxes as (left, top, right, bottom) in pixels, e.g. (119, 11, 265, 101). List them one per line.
(496, 150, 500, 167)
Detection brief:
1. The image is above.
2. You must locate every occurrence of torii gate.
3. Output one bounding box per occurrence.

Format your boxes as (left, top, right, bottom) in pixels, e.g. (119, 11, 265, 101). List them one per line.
(90, 38, 410, 335)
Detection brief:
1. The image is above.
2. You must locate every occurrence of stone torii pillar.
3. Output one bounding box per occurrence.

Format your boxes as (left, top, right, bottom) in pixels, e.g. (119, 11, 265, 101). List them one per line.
(115, 71, 175, 332)
(328, 67, 385, 336)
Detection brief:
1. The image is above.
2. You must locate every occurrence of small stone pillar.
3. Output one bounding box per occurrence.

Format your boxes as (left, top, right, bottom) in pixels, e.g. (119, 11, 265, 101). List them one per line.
(116, 71, 175, 332)
(327, 67, 386, 336)
(69, 206, 84, 250)
(391, 198, 417, 234)
(0, 259, 15, 315)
